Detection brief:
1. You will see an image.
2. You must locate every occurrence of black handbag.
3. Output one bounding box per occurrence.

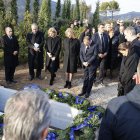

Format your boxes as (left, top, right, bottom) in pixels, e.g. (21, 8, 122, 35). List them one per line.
(117, 82, 124, 96)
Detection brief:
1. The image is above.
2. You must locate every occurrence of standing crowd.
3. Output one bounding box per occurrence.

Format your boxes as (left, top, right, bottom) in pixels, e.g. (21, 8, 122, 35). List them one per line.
(0, 19, 140, 98)
(0, 18, 140, 140)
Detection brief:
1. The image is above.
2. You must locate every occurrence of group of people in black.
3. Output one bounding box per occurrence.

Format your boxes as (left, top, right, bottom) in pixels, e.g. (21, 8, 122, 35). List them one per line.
(0, 19, 140, 98)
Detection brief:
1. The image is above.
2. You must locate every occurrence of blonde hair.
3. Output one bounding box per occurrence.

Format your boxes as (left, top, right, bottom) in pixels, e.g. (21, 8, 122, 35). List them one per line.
(48, 27, 57, 37)
(83, 36, 90, 42)
(65, 28, 75, 38)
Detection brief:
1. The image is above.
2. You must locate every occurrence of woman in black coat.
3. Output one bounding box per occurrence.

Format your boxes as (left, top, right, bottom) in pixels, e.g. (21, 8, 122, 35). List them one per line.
(118, 42, 139, 96)
(107, 29, 119, 78)
(63, 28, 80, 89)
(45, 27, 61, 85)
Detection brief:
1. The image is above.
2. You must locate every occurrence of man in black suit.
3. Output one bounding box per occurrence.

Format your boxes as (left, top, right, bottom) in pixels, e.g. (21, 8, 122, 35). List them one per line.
(78, 36, 98, 98)
(118, 25, 126, 45)
(0, 26, 19, 84)
(92, 23, 109, 85)
(26, 23, 44, 80)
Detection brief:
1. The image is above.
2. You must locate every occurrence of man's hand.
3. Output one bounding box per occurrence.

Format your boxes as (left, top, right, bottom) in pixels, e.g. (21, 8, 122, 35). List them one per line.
(47, 52, 52, 58)
(133, 73, 139, 84)
(13, 51, 18, 55)
(83, 62, 89, 67)
(51, 57, 56, 61)
(103, 52, 107, 57)
(98, 53, 104, 58)
(34, 47, 40, 52)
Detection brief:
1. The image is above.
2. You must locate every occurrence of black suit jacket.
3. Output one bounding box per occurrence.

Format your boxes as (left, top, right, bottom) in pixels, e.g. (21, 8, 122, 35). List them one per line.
(92, 32, 109, 54)
(80, 43, 98, 70)
(1, 35, 19, 67)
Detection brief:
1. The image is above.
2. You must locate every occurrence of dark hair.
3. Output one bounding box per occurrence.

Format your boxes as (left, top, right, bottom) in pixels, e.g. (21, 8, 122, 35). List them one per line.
(98, 23, 104, 28)
(84, 26, 90, 31)
(118, 42, 130, 50)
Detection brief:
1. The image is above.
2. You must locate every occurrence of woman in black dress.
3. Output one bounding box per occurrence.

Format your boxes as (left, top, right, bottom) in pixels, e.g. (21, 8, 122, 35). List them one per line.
(118, 42, 139, 96)
(45, 27, 61, 85)
(63, 28, 80, 89)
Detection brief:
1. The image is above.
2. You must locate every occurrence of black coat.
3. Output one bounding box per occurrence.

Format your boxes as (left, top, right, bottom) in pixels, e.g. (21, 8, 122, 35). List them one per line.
(130, 38, 140, 57)
(79, 32, 91, 44)
(107, 35, 119, 69)
(98, 85, 140, 140)
(119, 46, 139, 94)
(1, 35, 19, 67)
(63, 38, 80, 73)
(45, 36, 61, 72)
(26, 31, 44, 69)
(118, 33, 126, 45)
(114, 24, 120, 36)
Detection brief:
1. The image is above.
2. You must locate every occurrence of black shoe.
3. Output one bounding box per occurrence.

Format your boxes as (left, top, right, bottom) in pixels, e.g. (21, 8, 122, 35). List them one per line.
(49, 79, 53, 86)
(10, 80, 17, 83)
(37, 75, 43, 80)
(67, 82, 72, 89)
(54, 74, 56, 78)
(64, 81, 69, 88)
(78, 92, 85, 96)
(29, 76, 34, 81)
(85, 93, 90, 98)
(6, 81, 12, 85)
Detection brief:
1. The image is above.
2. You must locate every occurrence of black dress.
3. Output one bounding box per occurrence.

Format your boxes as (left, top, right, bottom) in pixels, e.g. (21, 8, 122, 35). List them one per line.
(63, 37, 80, 73)
(45, 36, 61, 73)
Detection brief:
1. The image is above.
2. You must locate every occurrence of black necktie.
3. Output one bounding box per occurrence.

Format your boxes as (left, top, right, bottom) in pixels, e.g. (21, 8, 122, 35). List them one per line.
(101, 34, 105, 52)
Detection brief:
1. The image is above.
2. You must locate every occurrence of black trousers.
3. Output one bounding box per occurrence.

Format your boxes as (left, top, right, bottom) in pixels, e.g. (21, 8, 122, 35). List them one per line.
(82, 66, 96, 94)
(29, 67, 42, 78)
(97, 58, 106, 83)
(5, 66, 16, 81)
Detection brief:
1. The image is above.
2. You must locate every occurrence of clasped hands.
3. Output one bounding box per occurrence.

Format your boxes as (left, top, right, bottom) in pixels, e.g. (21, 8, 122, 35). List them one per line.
(98, 52, 107, 58)
(33, 43, 40, 52)
(83, 62, 89, 67)
(13, 51, 18, 55)
(47, 52, 55, 61)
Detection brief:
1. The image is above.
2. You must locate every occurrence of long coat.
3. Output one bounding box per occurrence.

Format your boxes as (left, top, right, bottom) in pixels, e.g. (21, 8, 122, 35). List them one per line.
(118, 46, 139, 95)
(118, 33, 126, 45)
(45, 36, 61, 73)
(63, 38, 80, 73)
(107, 35, 119, 69)
(26, 31, 44, 69)
(1, 35, 19, 67)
